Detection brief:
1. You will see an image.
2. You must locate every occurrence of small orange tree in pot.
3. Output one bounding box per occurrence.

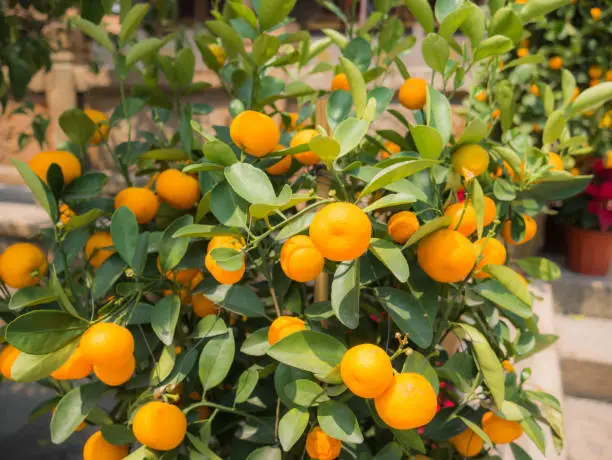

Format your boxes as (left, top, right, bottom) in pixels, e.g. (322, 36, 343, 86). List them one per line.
(0, 0, 610, 459)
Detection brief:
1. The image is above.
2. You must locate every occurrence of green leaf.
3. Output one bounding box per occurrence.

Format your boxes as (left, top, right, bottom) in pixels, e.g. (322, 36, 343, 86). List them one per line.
(206, 20, 249, 60)
(201, 284, 267, 318)
(361, 160, 439, 197)
(202, 140, 237, 166)
(525, 390, 562, 412)
(284, 379, 329, 407)
(210, 181, 248, 228)
(111, 206, 139, 267)
(520, 417, 546, 453)
(274, 212, 316, 241)
(425, 86, 452, 147)
(363, 193, 416, 213)
(521, 174, 590, 201)
(471, 179, 485, 238)
(50, 267, 79, 318)
(501, 54, 545, 70)
(569, 82, 612, 115)
(6, 310, 88, 355)
(229, 1, 258, 29)
(173, 224, 242, 239)
(279, 408, 309, 451)
(125, 38, 164, 66)
(235, 367, 259, 404)
(333, 117, 369, 161)
(344, 37, 372, 73)
(375, 287, 434, 348)
(501, 401, 531, 421)
(402, 350, 439, 393)
(11, 341, 76, 383)
(331, 260, 360, 329)
(369, 238, 409, 282)
(438, 4, 472, 41)
(10, 159, 56, 220)
(421, 34, 449, 74)
(489, 7, 524, 45)
(310, 136, 341, 168)
(368, 87, 395, 121)
(493, 178, 517, 201)
(159, 215, 193, 272)
(150, 345, 176, 385)
(511, 442, 532, 460)
(543, 110, 566, 145)
(483, 265, 532, 306)
(199, 329, 235, 391)
(118, 3, 149, 46)
(191, 315, 228, 339)
(51, 382, 105, 444)
(561, 69, 576, 106)
(520, 0, 571, 22)
(151, 295, 181, 346)
(404, 0, 435, 33)
(267, 330, 347, 376)
(317, 401, 363, 443)
(246, 447, 282, 460)
(64, 209, 104, 232)
(72, 17, 114, 52)
(404, 215, 452, 247)
(460, 5, 485, 48)
(472, 280, 532, 318)
(474, 35, 514, 61)
(9, 286, 57, 311)
(110, 97, 145, 124)
(63, 172, 108, 201)
(542, 84, 554, 116)
(92, 255, 127, 300)
(457, 416, 492, 447)
(140, 148, 188, 161)
(174, 48, 196, 88)
(60, 108, 97, 146)
(327, 90, 353, 131)
(101, 424, 137, 446)
(410, 125, 444, 160)
(258, 0, 297, 31)
(516, 258, 561, 281)
(253, 34, 281, 66)
(453, 323, 505, 409)
(210, 247, 244, 271)
(241, 327, 270, 356)
(339, 57, 367, 118)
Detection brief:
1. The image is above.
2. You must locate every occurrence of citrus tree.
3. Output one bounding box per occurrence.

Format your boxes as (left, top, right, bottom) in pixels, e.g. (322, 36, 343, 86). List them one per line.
(1, 1, 610, 459)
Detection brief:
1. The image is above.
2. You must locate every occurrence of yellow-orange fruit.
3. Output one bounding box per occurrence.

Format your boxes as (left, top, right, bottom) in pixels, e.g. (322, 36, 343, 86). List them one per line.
(290, 129, 321, 166)
(29, 150, 82, 185)
(268, 316, 306, 345)
(114, 187, 160, 224)
(280, 235, 325, 282)
(230, 110, 281, 157)
(340, 344, 394, 398)
(398, 77, 428, 110)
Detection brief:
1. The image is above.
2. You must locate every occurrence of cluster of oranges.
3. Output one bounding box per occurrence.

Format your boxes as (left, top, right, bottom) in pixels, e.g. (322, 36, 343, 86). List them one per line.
(450, 411, 523, 456)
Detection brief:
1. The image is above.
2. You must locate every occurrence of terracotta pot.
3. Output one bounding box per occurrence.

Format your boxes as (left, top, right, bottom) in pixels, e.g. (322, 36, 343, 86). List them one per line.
(567, 226, 612, 276)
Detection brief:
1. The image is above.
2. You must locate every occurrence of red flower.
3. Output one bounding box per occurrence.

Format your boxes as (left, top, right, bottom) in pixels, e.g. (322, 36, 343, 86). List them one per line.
(587, 179, 612, 230)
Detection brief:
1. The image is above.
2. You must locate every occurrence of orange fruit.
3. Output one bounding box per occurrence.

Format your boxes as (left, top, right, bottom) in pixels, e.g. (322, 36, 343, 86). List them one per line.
(205, 236, 246, 285)
(475, 90, 488, 102)
(451, 144, 490, 178)
(268, 316, 306, 345)
(417, 229, 477, 283)
(606, 70, 612, 81)
(60, 203, 75, 224)
(29, 150, 82, 185)
(532, 122, 541, 133)
(0, 242, 48, 288)
(309, 202, 372, 262)
(192, 294, 220, 318)
(530, 84, 540, 96)
(473, 238, 507, 279)
(589, 66, 603, 79)
(230, 110, 281, 157)
(290, 129, 321, 165)
(84, 109, 110, 145)
(114, 187, 160, 224)
(483, 196, 497, 226)
(132, 401, 187, 451)
(340, 344, 394, 398)
(0, 345, 21, 380)
(331, 73, 350, 92)
(502, 160, 524, 183)
(482, 411, 523, 444)
(444, 203, 477, 236)
(591, 7, 601, 20)
(83, 431, 128, 460)
(398, 77, 428, 110)
(517, 48, 528, 58)
(374, 373, 437, 430)
(93, 354, 135, 386)
(208, 44, 226, 66)
(572, 87, 580, 101)
(502, 360, 515, 373)
(501, 214, 537, 245)
(85, 232, 115, 269)
(155, 169, 201, 210)
(590, 79, 600, 87)
(80, 323, 135, 366)
(605, 150, 612, 169)
(491, 108, 501, 119)
(281, 113, 306, 132)
(387, 211, 420, 244)
(266, 145, 292, 175)
(548, 152, 564, 171)
(549, 56, 563, 70)
(50, 347, 92, 380)
(450, 428, 483, 457)
(380, 141, 401, 159)
(305, 427, 342, 460)
(280, 235, 325, 282)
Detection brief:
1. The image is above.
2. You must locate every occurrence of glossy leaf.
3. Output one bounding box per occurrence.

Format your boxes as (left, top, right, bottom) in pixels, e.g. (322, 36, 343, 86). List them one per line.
(422, 34, 449, 74)
(199, 329, 235, 391)
(11, 159, 56, 221)
(360, 159, 439, 197)
(331, 260, 360, 329)
(12, 341, 76, 383)
(482, 265, 532, 306)
(118, 4, 149, 45)
(151, 295, 181, 346)
(472, 280, 532, 318)
(404, 0, 435, 33)
(9, 286, 57, 311)
(200, 284, 267, 318)
(318, 401, 363, 443)
(159, 215, 193, 272)
(210, 181, 248, 228)
(235, 368, 259, 404)
(279, 408, 309, 451)
(404, 215, 452, 247)
(516, 258, 561, 281)
(258, 0, 297, 31)
(410, 125, 444, 160)
(111, 206, 139, 267)
(474, 35, 514, 61)
(51, 383, 105, 444)
(369, 238, 409, 282)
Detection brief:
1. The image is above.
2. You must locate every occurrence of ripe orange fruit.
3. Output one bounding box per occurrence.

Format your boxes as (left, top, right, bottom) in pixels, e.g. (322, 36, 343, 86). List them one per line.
(192, 294, 220, 318)
(502, 360, 515, 373)
(331, 73, 350, 92)
(387, 211, 420, 244)
(29, 150, 82, 185)
(230, 110, 281, 157)
(340, 344, 393, 398)
(164, 269, 203, 304)
(50, 347, 92, 380)
(83, 431, 128, 460)
(305, 427, 342, 460)
(309, 202, 372, 262)
(530, 84, 540, 96)
(444, 203, 477, 237)
(155, 169, 200, 210)
(268, 316, 306, 345)
(451, 144, 490, 178)
(517, 48, 528, 58)
(93, 354, 135, 386)
(491, 108, 501, 119)
(290, 129, 321, 165)
(0, 345, 21, 380)
(85, 232, 115, 269)
(84, 109, 110, 145)
(548, 152, 564, 171)
(374, 373, 437, 430)
(60, 203, 75, 224)
(80, 323, 135, 366)
(266, 155, 292, 175)
(398, 77, 428, 110)
(280, 235, 325, 282)
(475, 90, 488, 102)
(591, 7, 601, 20)
(281, 112, 306, 132)
(380, 141, 401, 159)
(606, 70, 612, 81)
(482, 411, 523, 444)
(589, 66, 603, 79)
(501, 214, 537, 245)
(483, 196, 497, 226)
(114, 187, 159, 224)
(417, 229, 477, 283)
(205, 236, 246, 285)
(450, 428, 483, 457)
(132, 401, 187, 451)
(0, 242, 48, 288)
(208, 43, 226, 66)
(473, 238, 507, 279)
(572, 87, 580, 101)
(549, 56, 563, 70)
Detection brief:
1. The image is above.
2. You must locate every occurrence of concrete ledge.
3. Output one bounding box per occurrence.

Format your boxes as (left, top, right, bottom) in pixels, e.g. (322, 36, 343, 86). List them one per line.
(551, 269, 612, 320)
(560, 359, 612, 402)
(0, 202, 50, 243)
(564, 397, 612, 460)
